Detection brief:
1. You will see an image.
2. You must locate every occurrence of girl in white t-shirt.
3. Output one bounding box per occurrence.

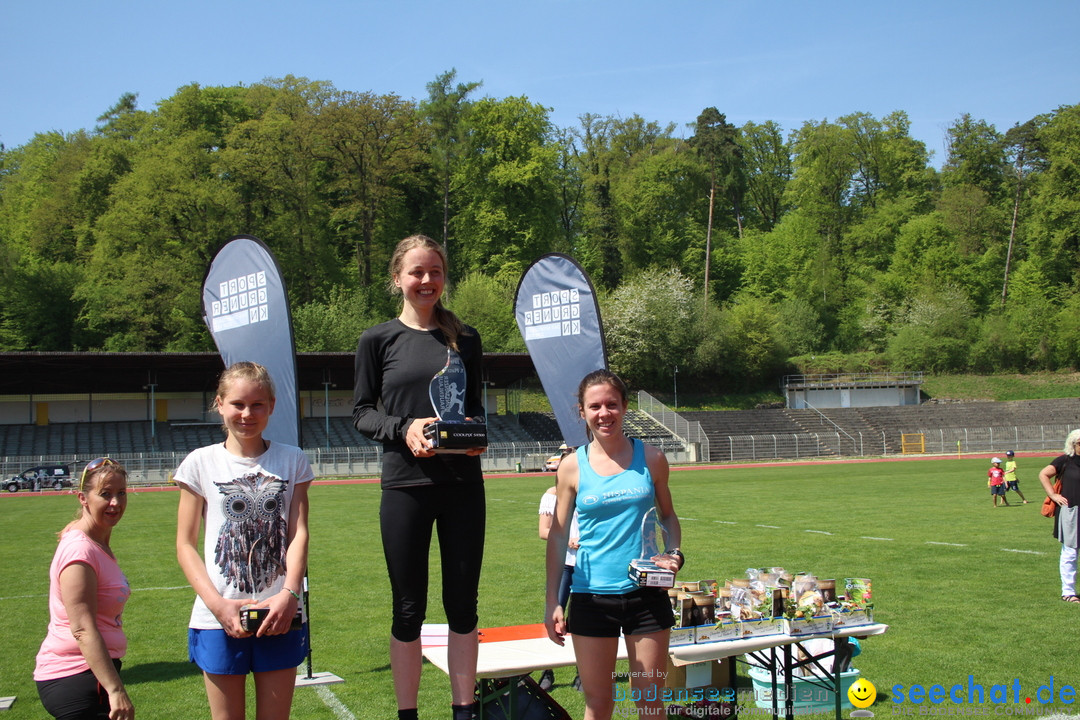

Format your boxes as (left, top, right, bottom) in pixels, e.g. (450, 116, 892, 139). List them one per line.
(175, 362, 313, 720)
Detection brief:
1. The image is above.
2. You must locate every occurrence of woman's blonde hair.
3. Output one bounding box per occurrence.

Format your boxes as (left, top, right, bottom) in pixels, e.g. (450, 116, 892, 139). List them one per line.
(212, 361, 276, 433)
(1064, 428, 1080, 456)
(60, 460, 128, 539)
(388, 234, 470, 351)
(215, 361, 276, 401)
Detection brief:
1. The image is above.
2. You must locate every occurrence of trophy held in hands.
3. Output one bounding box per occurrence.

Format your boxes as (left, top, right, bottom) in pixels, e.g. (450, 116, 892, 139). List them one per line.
(628, 507, 676, 589)
(423, 348, 488, 453)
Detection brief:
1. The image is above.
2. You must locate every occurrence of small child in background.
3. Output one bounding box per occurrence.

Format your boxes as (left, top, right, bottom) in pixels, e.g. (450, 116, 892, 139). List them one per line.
(537, 485, 580, 692)
(1003, 450, 1029, 504)
(988, 457, 1009, 507)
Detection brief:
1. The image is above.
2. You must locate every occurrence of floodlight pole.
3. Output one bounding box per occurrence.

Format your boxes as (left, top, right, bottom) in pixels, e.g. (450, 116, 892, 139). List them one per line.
(144, 371, 158, 447)
(322, 377, 333, 450)
(673, 366, 678, 410)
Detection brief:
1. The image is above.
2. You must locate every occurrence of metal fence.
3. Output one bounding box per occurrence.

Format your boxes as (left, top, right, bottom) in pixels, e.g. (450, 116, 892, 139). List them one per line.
(1, 434, 707, 489)
(3, 423, 1075, 490)
(708, 424, 1077, 462)
(0, 443, 540, 488)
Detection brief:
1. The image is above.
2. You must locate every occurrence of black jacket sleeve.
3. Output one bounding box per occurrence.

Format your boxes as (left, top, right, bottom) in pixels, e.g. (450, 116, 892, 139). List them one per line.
(352, 327, 410, 444)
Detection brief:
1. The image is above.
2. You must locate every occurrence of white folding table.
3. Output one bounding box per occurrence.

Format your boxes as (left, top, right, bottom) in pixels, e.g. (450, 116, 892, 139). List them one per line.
(421, 622, 888, 719)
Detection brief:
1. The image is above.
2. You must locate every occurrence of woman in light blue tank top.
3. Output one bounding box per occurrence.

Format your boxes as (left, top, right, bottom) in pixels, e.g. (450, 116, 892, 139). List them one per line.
(544, 370, 683, 720)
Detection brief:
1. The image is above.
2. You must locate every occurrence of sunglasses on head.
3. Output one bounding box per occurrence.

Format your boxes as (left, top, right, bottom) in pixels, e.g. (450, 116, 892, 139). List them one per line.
(80, 457, 118, 492)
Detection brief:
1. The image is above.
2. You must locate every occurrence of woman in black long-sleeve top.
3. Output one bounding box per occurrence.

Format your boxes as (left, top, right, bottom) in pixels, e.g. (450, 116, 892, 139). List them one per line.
(353, 234, 486, 720)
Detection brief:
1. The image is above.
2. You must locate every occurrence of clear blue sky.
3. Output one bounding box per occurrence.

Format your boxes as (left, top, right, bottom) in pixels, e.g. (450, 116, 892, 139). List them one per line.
(3, 0, 1077, 166)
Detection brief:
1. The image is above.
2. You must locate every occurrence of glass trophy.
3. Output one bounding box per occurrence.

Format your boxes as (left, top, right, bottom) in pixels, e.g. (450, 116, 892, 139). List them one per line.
(422, 348, 488, 453)
(627, 507, 676, 588)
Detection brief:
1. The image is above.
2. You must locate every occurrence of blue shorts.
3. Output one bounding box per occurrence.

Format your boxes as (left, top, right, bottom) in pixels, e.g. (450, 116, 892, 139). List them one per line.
(990, 484, 1005, 496)
(189, 626, 308, 675)
(1006, 481, 1020, 491)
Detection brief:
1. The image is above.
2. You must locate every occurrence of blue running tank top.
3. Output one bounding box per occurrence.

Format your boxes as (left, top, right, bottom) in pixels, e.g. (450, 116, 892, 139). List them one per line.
(570, 438, 655, 595)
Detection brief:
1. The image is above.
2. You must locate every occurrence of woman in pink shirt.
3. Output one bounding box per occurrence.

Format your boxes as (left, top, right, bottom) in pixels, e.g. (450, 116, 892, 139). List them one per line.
(34, 458, 133, 720)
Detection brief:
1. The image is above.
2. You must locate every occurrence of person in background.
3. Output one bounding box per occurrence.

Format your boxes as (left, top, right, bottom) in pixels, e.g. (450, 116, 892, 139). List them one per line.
(175, 361, 313, 720)
(537, 485, 580, 692)
(1039, 429, 1080, 603)
(988, 457, 1009, 507)
(1004, 450, 1029, 504)
(545, 369, 683, 720)
(353, 234, 486, 720)
(35, 457, 134, 720)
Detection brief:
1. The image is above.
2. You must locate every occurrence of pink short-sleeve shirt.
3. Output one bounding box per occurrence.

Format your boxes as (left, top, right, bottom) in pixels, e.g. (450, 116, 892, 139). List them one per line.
(34, 529, 130, 681)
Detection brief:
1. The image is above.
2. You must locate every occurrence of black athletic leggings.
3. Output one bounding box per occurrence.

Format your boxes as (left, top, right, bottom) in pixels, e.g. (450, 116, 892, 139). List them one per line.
(380, 482, 486, 641)
(36, 659, 121, 719)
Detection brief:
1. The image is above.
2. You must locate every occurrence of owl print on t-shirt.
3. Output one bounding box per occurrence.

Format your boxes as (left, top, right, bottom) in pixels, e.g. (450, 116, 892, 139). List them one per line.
(213, 472, 289, 595)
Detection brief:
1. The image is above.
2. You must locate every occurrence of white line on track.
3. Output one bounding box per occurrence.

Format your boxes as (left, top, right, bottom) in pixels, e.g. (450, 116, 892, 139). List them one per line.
(926, 541, 967, 547)
(805, 530, 833, 535)
(860, 536, 894, 541)
(1001, 548, 1046, 555)
(756, 524, 781, 529)
(714, 520, 737, 525)
(314, 685, 358, 720)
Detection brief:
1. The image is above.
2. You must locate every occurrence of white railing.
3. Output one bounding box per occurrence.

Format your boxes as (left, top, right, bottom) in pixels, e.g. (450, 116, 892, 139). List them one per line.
(636, 391, 711, 462)
(802, 401, 857, 447)
(781, 372, 925, 387)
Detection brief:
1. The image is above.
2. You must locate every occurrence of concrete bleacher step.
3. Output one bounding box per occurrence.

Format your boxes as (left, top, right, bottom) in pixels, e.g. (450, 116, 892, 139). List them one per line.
(5, 398, 1080, 459)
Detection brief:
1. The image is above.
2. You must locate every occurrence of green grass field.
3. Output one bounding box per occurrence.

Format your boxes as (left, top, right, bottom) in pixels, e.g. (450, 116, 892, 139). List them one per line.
(2, 455, 1077, 719)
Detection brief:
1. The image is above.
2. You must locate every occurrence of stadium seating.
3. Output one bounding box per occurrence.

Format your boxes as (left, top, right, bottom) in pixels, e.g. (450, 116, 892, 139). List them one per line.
(2, 399, 1078, 460)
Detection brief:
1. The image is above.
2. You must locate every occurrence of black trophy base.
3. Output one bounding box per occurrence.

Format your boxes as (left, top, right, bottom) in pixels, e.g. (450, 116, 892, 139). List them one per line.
(423, 421, 488, 453)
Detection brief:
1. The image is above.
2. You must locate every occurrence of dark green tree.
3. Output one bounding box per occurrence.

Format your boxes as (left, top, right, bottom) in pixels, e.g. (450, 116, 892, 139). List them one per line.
(690, 108, 745, 306)
(420, 69, 482, 263)
(316, 90, 427, 287)
(1024, 104, 1080, 287)
(942, 114, 1007, 200)
(452, 96, 561, 282)
(738, 120, 791, 230)
(1000, 115, 1050, 305)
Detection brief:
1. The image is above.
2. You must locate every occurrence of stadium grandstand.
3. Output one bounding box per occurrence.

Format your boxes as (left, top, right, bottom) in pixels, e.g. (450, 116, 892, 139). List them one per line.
(2, 353, 1078, 483)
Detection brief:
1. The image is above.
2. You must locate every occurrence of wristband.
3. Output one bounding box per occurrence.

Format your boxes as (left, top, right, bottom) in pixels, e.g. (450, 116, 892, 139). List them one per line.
(283, 587, 301, 601)
(665, 548, 685, 568)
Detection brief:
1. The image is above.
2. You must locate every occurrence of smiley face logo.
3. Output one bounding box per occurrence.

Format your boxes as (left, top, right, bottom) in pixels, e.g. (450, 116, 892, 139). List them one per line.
(848, 678, 877, 709)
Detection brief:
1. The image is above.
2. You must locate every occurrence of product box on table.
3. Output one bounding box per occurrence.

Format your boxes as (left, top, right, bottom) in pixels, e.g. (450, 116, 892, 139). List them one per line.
(832, 577, 874, 627)
(695, 617, 740, 644)
(844, 578, 872, 605)
(737, 617, 785, 638)
(669, 626, 697, 647)
(830, 607, 874, 628)
(783, 615, 835, 636)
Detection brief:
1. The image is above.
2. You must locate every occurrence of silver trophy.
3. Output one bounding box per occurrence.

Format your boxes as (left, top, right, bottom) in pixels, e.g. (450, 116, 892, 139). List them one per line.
(627, 507, 676, 588)
(422, 348, 488, 453)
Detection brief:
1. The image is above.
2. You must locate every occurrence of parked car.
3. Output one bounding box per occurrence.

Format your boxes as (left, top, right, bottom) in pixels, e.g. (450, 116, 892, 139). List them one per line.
(5, 464, 73, 492)
(544, 445, 572, 472)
